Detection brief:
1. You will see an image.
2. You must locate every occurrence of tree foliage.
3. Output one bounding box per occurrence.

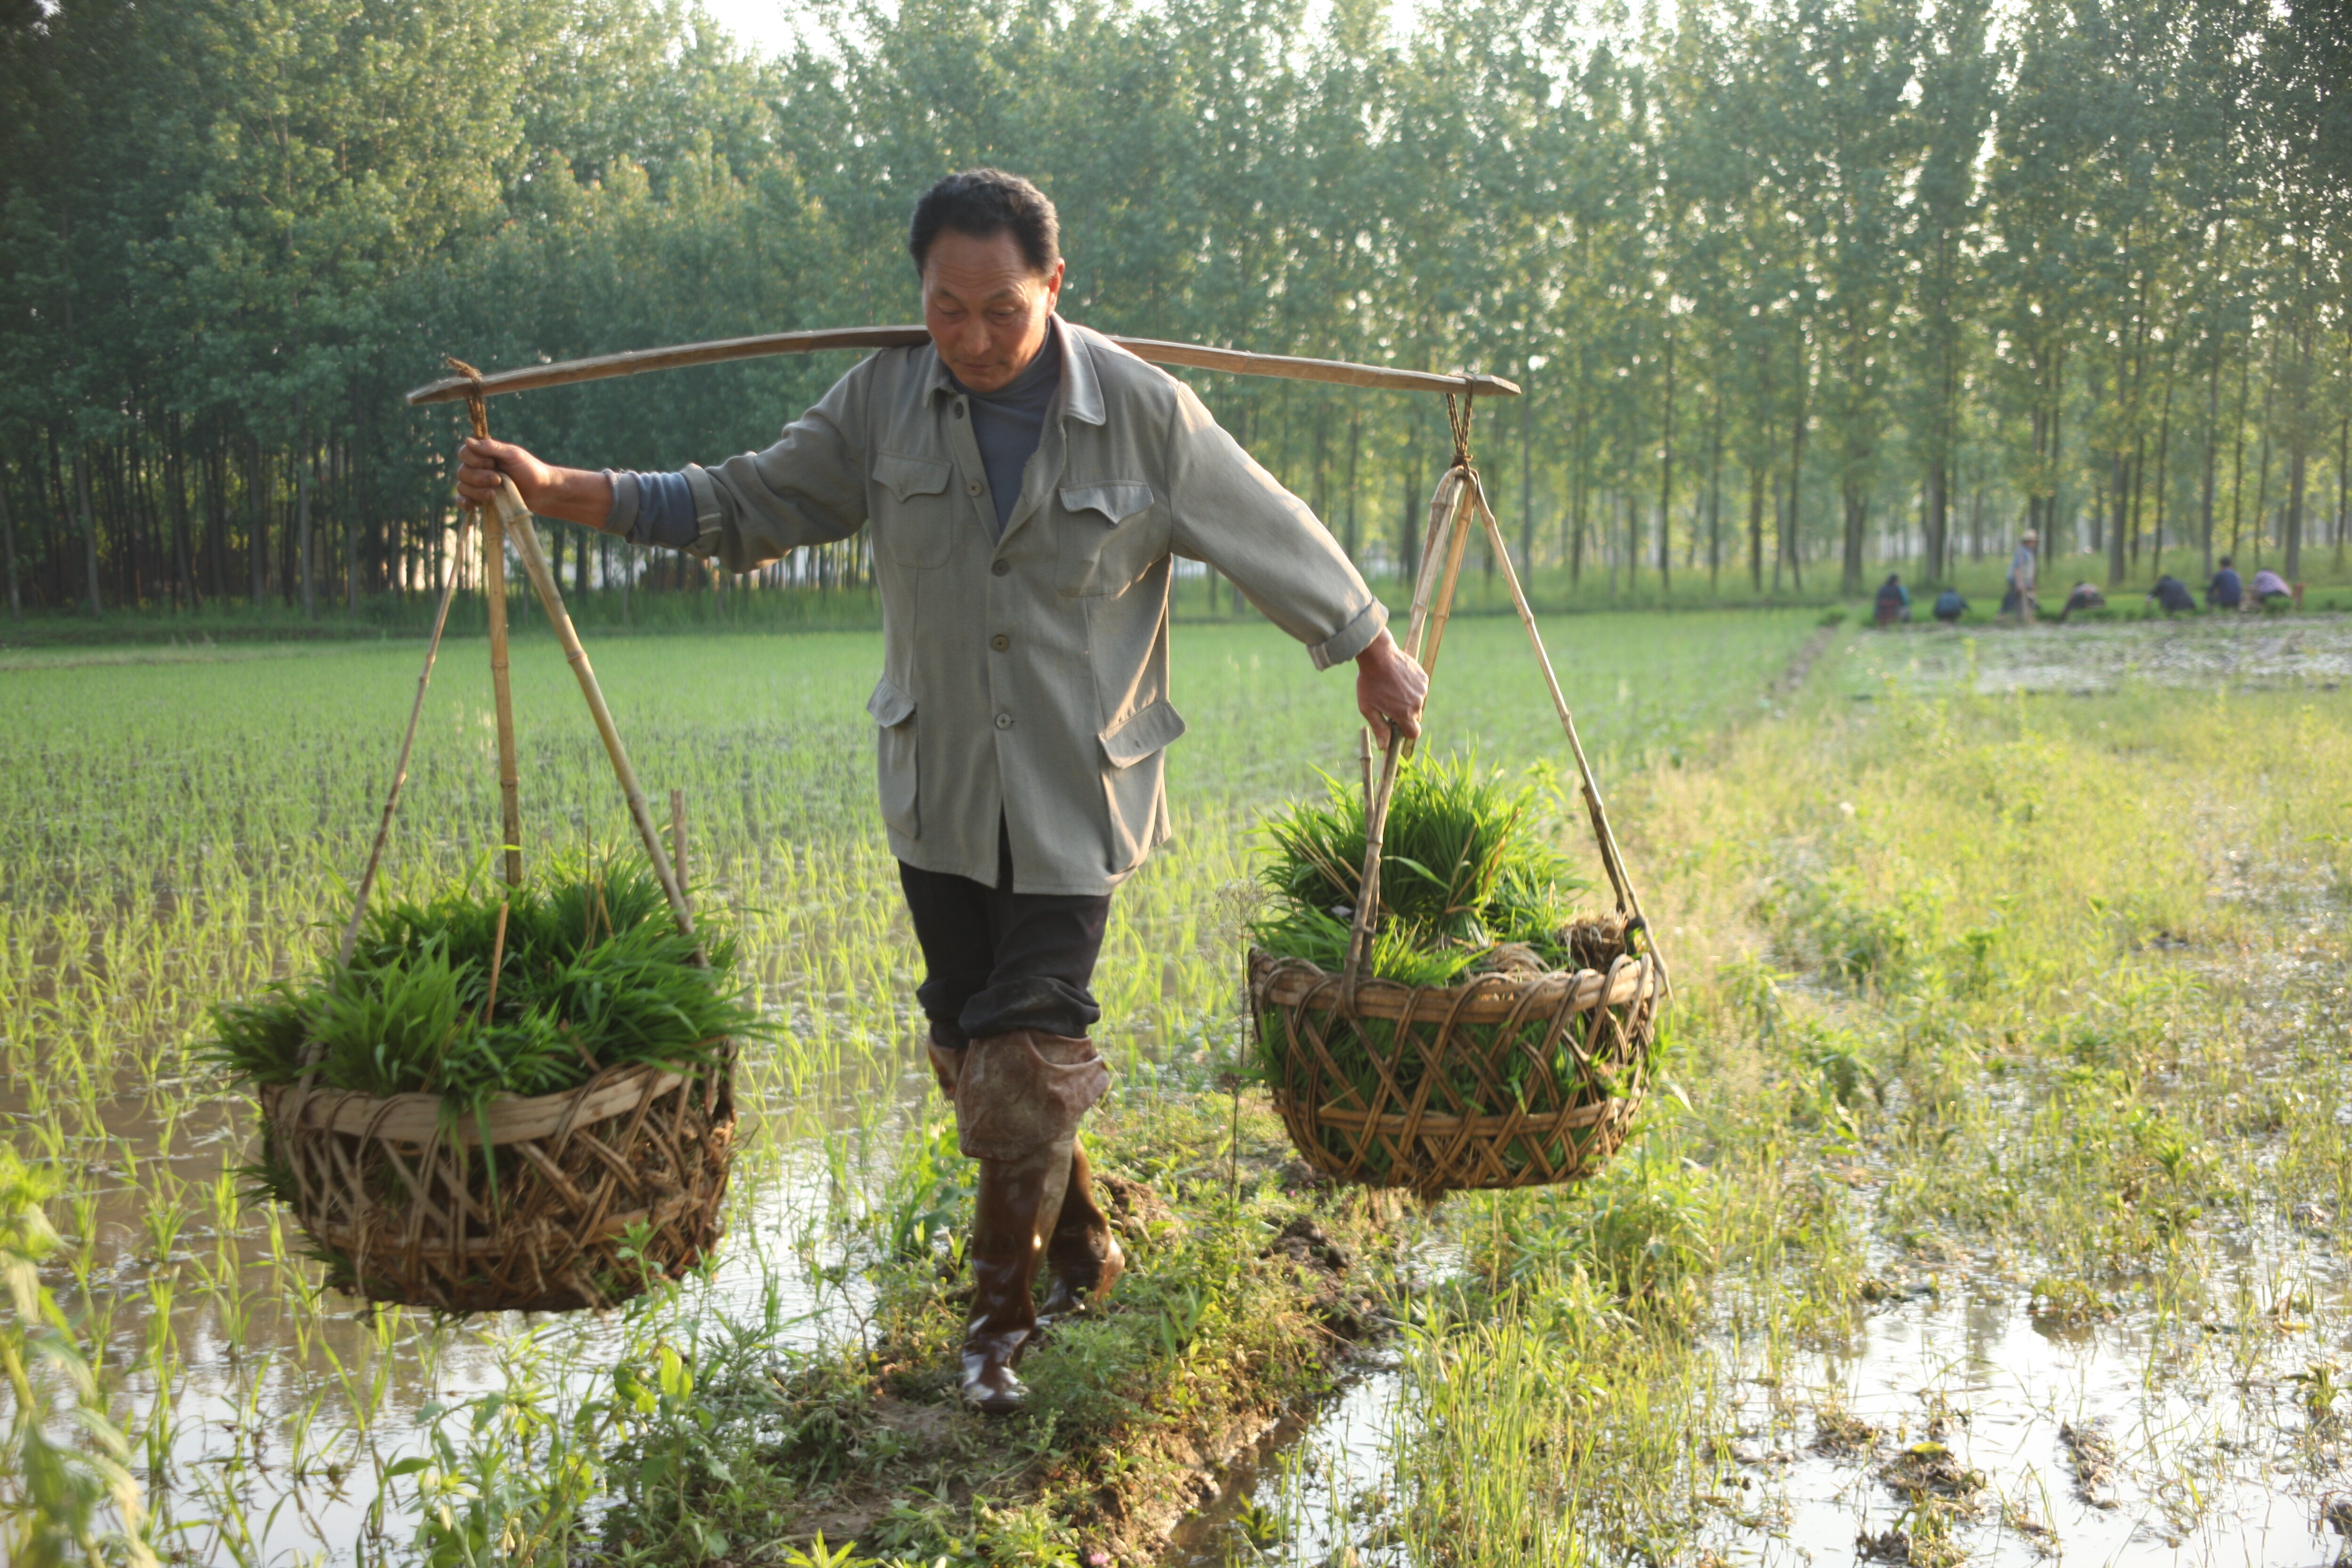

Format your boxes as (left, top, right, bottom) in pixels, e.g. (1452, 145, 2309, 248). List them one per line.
(0, 0, 2343, 620)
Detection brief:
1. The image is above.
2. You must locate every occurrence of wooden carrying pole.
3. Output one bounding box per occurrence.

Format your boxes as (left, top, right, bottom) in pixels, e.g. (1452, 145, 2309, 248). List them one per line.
(488, 475, 700, 949)
(406, 326, 1520, 407)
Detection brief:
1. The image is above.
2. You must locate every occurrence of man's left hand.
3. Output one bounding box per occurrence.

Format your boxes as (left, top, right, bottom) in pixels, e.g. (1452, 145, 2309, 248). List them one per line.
(1355, 630, 1428, 747)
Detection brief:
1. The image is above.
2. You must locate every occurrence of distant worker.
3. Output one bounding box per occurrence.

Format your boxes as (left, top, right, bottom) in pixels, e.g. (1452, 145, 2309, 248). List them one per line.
(2058, 581, 2105, 621)
(2252, 567, 2293, 610)
(1932, 587, 1968, 624)
(2007, 530, 2039, 623)
(1874, 572, 1911, 626)
(2147, 574, 2196, 614)
(2208, 555, 2243, 611)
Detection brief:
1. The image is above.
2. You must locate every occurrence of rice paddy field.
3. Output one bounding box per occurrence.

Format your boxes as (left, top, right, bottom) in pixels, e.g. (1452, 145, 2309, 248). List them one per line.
(6, 602, 2352, 1567)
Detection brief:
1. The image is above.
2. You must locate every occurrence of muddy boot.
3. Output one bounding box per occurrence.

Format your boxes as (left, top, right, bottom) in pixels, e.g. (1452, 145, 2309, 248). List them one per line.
(1037, 1136, 1124, 1321)
(960, 1137, 1074, 1415)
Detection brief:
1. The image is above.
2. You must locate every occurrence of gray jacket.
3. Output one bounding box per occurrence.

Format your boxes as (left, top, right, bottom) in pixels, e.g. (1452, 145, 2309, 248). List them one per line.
(620, 317, 1386, 894)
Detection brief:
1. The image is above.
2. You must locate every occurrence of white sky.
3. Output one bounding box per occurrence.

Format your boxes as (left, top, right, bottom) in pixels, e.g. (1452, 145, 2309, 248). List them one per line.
(696, 0, 818, 55)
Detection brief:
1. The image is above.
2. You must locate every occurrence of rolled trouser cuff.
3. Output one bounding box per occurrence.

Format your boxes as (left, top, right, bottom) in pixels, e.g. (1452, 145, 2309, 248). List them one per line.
(956, 1031, 1111, 1161)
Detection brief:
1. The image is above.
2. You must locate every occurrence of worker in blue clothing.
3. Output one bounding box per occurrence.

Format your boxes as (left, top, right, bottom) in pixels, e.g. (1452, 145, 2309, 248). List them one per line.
(2208, 555, 2243, 611)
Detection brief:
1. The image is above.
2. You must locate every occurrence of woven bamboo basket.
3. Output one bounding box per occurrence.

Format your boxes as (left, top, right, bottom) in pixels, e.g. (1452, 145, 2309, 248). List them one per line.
(1252, 939, 1661, 1196)
(250, 381, 736, 1313)
(1250, 436, 1668, 1196)
(262, 1058, 735, 1313)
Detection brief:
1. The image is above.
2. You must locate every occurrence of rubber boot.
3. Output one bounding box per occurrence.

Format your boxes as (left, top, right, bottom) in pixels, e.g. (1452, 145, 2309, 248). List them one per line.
(924, 1019, 968, 1102)
(960, 1136, 1074, 1414)
(1037, 1136, 1124, 1321)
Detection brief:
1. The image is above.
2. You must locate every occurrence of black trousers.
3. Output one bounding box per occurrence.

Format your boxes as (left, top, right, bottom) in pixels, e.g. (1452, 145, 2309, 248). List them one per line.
(898, 820, 1111, 1042)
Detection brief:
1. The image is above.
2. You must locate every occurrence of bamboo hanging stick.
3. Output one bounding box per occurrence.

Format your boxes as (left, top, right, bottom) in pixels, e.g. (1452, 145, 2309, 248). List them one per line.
(1464, 471, 1655, 959)
(451, 361, 527, 889)
(404, 326, 1521, 407)
(337, 516, 474, 966)
(490, 477, 699, 949)
(1343, 462, 1475, 992)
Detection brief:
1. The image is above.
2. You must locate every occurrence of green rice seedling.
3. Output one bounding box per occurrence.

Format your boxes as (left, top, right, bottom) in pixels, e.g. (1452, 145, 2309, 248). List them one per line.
(1252, 751, 1592, 982)
(203, 849, 757, 1129)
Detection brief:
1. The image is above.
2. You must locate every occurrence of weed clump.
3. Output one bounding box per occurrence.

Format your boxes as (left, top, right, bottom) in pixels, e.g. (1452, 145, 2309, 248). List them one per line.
(205, 850, 755, 1120)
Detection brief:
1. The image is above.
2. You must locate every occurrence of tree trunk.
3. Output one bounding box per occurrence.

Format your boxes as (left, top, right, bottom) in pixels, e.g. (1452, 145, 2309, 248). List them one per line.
(295, 398, 317, 621)
(2336, 412, 2347, 570)
(1748, 462, 1765, 593)
(0, 466, 19, 619)
(72, 447, 101, 615)
(2228, 356, 2252, 557)
(1342, 408, 1361, 562)
(1785, 355, 1809, 593)
(2200, 349, 2221, 576)
(2285, 447, 2304, 581)
(1925, 458, 1948, 585)
(2149, 375, 2173, 574)
(248, 435, 268, 605)
(1518, 384, 1535, 576)
(1656, 326, 1674, 593)
(2107, 451, 2129, 586)
(1841, 482, 1867, 594)
(1706, 392, 1724, 590)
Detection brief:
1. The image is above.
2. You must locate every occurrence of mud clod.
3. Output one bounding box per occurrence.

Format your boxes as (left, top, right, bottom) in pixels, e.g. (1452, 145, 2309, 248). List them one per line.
(2058, 1421, 2117, 1506)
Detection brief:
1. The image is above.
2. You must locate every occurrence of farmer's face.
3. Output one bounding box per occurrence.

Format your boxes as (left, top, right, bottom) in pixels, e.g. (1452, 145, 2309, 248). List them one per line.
(922, 229, 1063, 394)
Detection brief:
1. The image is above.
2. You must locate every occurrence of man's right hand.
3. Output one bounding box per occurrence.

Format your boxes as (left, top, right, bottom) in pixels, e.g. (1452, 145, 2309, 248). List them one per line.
(453, 437, 616, 531)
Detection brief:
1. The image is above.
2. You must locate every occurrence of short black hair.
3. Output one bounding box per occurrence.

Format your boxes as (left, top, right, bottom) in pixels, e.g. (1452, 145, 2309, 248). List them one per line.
(2219, 554, 2234, 567)
(908, 169, 1060, 277)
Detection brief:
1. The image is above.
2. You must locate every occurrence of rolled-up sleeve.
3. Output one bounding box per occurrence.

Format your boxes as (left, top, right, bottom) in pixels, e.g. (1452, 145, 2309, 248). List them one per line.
(670, 360, 874, 573)
(1163, 383, 1386, 670)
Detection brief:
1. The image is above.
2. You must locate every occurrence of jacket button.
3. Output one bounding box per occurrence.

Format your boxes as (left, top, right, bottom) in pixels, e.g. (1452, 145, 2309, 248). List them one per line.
(952, 404, 966, 419)
(990, 634, 1010, 651)
(994, 712, 1013, 730)
(991, 559, 1011, 576)
(967, 481, 982, 496)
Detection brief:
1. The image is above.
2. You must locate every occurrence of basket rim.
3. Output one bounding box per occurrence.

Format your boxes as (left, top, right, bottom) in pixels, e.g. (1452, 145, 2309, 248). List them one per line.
(1248, 947, 1655, 1019)
(263, 1056, 727, 1148)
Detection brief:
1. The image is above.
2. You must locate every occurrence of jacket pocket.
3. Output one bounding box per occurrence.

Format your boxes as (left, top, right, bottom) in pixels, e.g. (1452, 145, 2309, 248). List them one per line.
(867, 676, 920, 838)
(874, 451, 956, 568)
(1098, 696, 1188, 768)
(1057, 481, 1164, 596)
(1098, 698, 1184, 872)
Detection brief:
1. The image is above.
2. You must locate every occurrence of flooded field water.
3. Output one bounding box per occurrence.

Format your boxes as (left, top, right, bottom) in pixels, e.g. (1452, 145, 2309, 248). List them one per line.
(1836, 612, 2352, 697)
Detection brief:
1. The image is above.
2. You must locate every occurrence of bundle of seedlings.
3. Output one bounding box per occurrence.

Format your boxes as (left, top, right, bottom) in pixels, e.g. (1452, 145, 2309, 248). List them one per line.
(1248, 754, 1660, 1192)
(208, 851, 757, 1312)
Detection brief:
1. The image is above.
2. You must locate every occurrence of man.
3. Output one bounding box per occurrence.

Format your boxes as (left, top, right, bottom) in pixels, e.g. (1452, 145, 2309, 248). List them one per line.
(2251, 567, 2294, 610)
(1931, 587, 1968, 624)
(2147, 574, 2196, 614)
(454, 169, 1429, 1414)
(2208, 555, 2243, 611)
(2058, 580, 2105, 621)
(1872, 572, 1911, 626)
(2007, 530, 2039, 623)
